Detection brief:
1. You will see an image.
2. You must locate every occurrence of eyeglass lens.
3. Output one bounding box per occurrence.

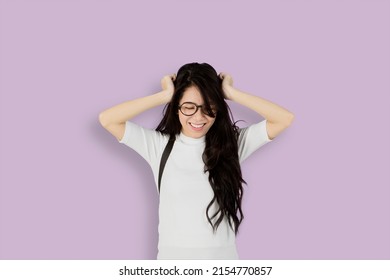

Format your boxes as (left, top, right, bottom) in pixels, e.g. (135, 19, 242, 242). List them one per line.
(179, 102, 215, 116)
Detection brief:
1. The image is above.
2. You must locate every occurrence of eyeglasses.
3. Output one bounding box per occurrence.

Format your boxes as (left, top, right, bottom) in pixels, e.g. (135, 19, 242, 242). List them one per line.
(178, 102, 217, 117)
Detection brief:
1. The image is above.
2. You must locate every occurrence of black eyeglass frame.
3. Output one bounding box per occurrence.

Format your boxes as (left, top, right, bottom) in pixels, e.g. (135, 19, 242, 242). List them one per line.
(178, 102, 216, 117)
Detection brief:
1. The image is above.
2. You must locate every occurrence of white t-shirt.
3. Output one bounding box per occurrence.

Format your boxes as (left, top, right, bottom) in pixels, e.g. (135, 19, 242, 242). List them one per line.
(119, 120, 272, 259)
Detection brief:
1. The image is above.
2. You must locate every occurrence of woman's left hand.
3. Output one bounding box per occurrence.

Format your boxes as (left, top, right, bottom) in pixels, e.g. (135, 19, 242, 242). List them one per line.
(219, 72, 234, 100)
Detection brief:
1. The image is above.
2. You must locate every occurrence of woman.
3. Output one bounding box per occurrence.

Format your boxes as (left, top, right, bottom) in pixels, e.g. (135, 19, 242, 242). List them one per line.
(99, 62, 294, 259)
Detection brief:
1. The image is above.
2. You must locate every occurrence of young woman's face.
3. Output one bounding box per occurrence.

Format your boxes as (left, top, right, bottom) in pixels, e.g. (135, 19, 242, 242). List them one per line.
(178, 86, 216, 138)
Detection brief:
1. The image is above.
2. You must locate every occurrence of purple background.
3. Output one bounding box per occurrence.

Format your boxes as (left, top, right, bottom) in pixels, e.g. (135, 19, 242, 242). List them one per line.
(0, 0, 389, 260)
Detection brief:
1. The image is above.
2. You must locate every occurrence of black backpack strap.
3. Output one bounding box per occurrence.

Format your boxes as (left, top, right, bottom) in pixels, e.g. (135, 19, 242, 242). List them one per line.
(158, 135, 175, 193)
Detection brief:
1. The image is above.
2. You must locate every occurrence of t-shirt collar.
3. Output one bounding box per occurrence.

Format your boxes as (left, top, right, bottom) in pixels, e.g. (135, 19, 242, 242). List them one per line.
(179, 132, 206, 145)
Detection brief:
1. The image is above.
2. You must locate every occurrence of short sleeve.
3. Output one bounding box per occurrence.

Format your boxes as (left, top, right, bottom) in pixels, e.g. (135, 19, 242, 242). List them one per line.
(237, 119, 272, 162)
(119, 121, 168, 167)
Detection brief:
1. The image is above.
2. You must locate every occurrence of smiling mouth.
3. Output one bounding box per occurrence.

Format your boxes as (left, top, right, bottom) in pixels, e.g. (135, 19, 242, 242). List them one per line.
(189, 123, 206, 129)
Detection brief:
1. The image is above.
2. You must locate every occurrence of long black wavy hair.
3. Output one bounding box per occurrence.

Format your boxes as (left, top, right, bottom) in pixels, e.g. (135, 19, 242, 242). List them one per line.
(156, 62, 246, 234)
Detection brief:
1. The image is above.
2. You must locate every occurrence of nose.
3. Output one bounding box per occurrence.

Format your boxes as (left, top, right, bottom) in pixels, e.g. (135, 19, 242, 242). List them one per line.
(192, 107, 207, 120)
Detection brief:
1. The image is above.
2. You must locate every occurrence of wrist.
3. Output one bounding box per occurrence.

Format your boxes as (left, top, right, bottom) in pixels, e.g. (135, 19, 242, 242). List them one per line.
(223, 85, 235, 100)
(157, 89, 173, 104)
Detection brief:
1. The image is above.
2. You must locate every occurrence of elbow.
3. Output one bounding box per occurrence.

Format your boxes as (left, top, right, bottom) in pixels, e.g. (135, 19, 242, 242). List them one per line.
(99, 112, 109, 128)
(285, 112, 295, 127)
(266, 112, 294, 140)
(277, 112, 294, 129)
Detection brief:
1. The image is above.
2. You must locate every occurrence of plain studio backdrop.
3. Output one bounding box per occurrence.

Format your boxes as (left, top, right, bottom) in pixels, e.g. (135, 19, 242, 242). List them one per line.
(0, 0, 389, 259)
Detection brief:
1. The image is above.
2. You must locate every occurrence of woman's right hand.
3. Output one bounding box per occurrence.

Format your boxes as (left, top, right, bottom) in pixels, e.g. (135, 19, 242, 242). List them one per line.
(161, 74, 176, 103)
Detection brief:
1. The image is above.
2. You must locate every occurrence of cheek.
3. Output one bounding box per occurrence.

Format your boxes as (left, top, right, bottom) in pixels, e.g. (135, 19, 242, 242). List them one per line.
(178, 114, 187, 126)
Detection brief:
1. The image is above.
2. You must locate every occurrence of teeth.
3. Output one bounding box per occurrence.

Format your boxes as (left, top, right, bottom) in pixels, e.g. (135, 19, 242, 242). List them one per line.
(190, 123, 204, 128)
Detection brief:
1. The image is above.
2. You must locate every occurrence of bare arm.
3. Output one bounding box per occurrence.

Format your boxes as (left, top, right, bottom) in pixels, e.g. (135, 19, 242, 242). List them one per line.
(220, 73, 294, 140)
(99, 75, 175, 141)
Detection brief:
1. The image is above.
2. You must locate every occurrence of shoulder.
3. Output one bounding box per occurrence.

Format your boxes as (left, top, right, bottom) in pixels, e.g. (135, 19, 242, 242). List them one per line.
(119, 121, 169, 148)
(238, 120, 272, 143)
(237, 120, 272, 162)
